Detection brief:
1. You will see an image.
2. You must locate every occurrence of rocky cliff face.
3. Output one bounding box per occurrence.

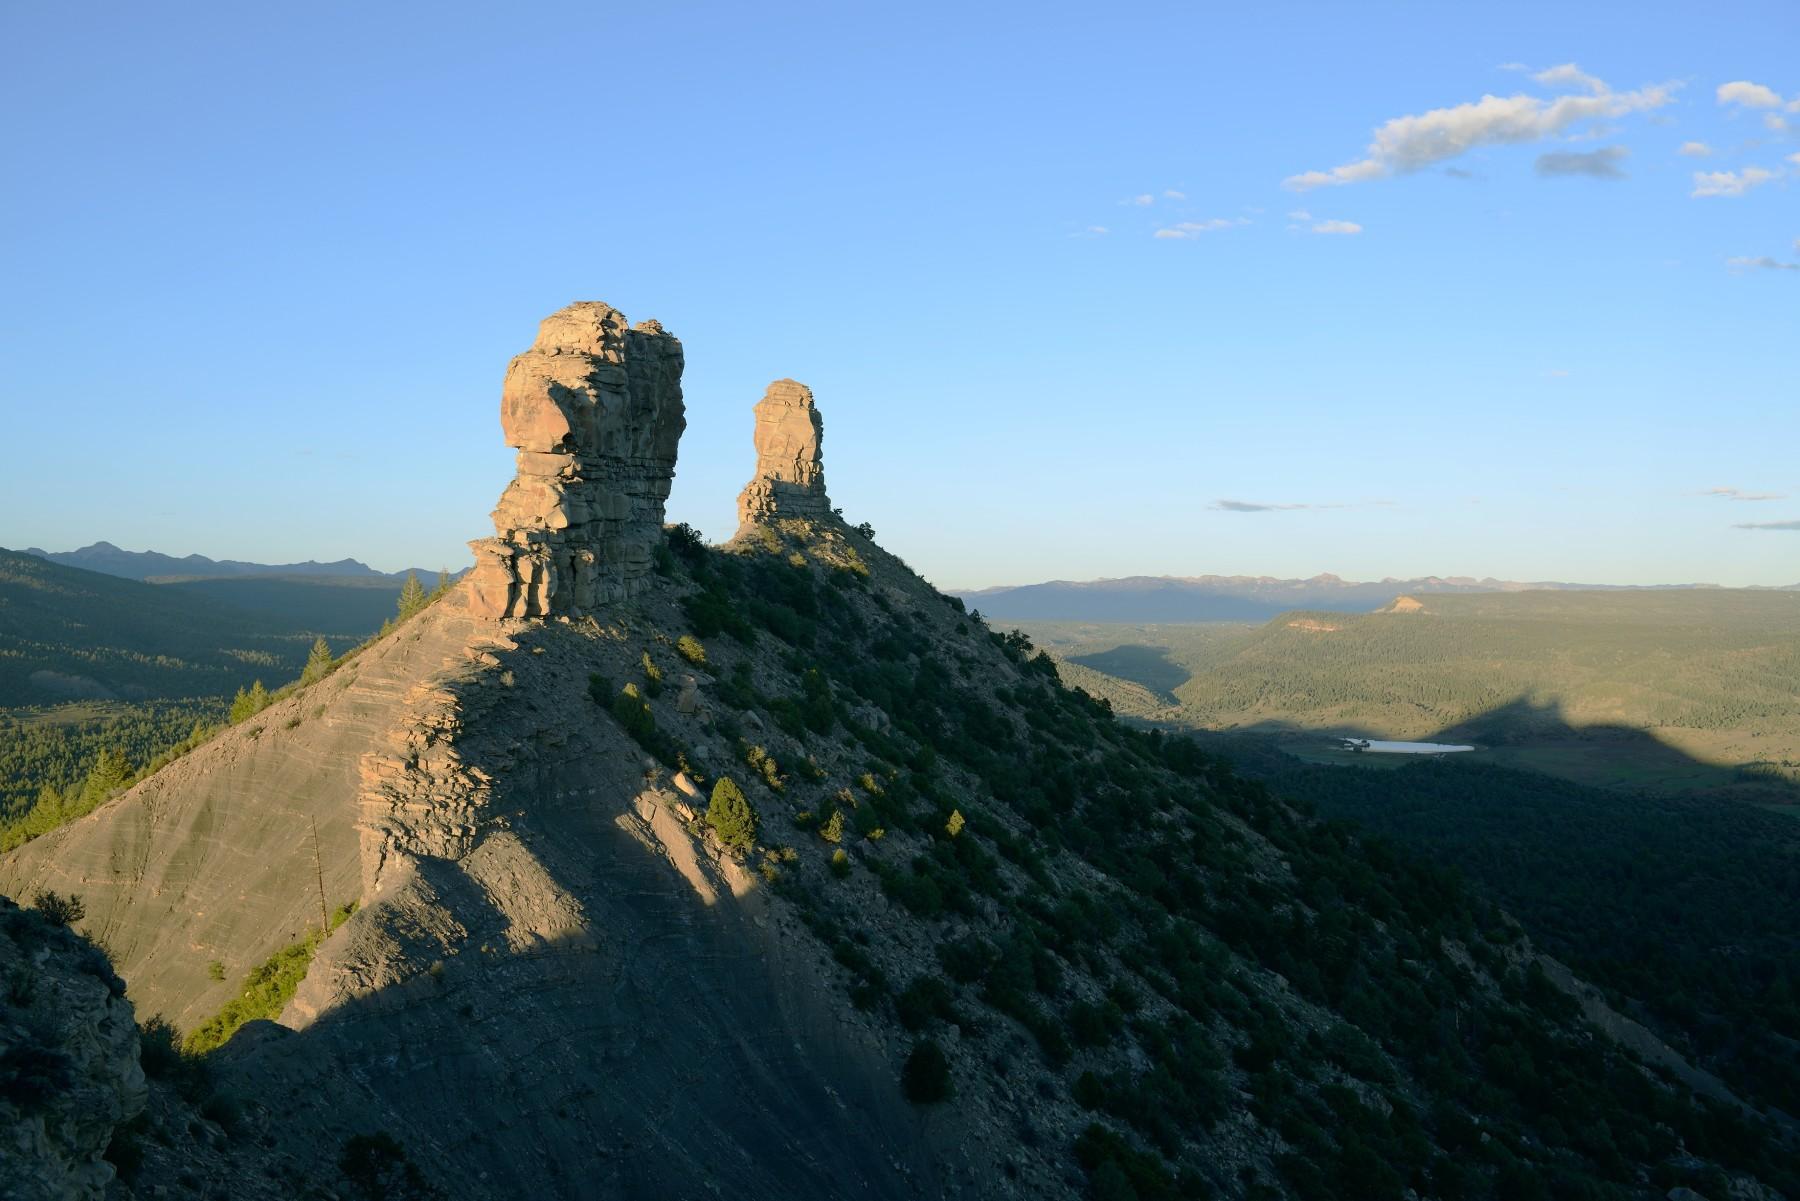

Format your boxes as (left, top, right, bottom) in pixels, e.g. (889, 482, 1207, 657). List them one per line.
(736, 378, 831, 529)
(0, 899, 141, 1201)
(467, 303, 685, 619)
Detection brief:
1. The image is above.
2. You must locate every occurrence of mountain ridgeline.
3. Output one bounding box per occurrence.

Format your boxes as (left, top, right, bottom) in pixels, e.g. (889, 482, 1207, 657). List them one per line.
(958, 574, 1798, 624)
(1, 303, 1791, 1201)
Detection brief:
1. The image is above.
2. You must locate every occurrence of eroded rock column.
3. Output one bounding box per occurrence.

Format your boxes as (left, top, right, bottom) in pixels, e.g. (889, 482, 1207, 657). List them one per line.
(467, 302, 686, 618)
(735, 379, 832, 530)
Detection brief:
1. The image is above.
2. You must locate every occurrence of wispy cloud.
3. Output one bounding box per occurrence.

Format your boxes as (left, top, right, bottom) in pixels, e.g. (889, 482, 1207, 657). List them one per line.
(1691, 166, 1780, 197)
(1678, 141, 1713, 157)
(1704, 487, 1788, 501)
(1284, 66, 1674, 190)
(1311, 219, 1363, 234)
(1727, 255, 1799, 272)
(1734, 520, 1800, 531)
(1212, 498, 1387, 512)
(1163, 189, 1187, 200)
(1154, 218, 1250, 239)
(1124, 194, 1155, 206)
(1535, 146, 1629, 178)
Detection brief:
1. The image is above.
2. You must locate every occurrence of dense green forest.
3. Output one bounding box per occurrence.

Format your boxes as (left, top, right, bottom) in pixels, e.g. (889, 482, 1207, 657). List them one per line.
(0, 548, 327, 704)
(0, 701, 225, 816)
(1035, 592, 1800, 738)
(1265, 756, 1800, 1119)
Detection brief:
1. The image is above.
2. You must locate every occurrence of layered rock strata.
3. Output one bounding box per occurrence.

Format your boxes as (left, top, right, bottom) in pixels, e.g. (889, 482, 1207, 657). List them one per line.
(735, 378, 831, 528)
(467, 303, 686, 619)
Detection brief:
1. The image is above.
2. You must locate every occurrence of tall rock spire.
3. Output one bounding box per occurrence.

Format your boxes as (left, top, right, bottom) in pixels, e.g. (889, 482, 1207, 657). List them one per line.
(736, 379, 831, 529)
(467, 302, 686, 619)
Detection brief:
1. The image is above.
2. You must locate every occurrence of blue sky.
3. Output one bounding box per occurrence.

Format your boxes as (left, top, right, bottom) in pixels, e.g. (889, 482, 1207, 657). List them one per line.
(2, 1, 1795, 587)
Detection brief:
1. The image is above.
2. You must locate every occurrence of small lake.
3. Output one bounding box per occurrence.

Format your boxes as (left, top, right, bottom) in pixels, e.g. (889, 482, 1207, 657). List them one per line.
(1340, 740, 1475, 755)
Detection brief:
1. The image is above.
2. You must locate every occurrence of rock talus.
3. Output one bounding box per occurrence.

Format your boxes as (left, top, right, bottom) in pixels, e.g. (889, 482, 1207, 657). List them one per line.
(735, 378, 831, 529)
(467, 302, 685, 619)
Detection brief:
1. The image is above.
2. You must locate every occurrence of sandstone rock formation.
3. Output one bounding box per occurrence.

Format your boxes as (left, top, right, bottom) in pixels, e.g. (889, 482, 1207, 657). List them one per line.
(735, 379, 831, 529)
(467, 303, 685, 619)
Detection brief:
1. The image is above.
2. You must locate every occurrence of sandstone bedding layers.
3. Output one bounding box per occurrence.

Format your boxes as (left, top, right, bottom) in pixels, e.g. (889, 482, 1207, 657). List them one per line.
(467, 303, 686, 619)
(736, 378, 832, 529)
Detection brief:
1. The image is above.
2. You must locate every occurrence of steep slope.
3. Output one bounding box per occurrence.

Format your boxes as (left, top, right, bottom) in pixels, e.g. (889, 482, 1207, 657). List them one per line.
(3, 302, 1792, 1200)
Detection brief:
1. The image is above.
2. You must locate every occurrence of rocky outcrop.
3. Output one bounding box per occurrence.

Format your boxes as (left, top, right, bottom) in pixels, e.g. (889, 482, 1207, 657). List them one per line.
(736, 379, 831, 529)
(0, 899, 144, 1201)
(467, 303, 686, 619)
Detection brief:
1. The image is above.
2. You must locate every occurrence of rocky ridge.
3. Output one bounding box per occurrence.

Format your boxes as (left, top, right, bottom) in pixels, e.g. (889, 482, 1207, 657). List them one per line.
(1, 302, 1792, 1201)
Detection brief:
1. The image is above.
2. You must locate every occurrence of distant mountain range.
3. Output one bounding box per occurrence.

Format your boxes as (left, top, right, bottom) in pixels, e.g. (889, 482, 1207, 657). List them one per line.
(954, 573, 1800, 623)
(20, 541, 462, 584)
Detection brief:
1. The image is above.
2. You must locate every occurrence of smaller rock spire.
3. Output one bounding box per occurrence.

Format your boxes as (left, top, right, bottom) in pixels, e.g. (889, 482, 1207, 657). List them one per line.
(736, 379, 832, 529)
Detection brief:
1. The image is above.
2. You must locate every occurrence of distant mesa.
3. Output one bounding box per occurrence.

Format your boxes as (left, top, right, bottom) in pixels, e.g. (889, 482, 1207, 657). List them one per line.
(737, 378, 832, 530)
(466, 302, 687, 619)
(19, 541, 453, 584)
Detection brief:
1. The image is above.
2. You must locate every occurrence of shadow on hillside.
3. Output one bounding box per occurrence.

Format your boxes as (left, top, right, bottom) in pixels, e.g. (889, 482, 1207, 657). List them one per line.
(1067, 644, 1190, 701)
(199, 621, 945, 1201)
(1141, 694, 1799, 808)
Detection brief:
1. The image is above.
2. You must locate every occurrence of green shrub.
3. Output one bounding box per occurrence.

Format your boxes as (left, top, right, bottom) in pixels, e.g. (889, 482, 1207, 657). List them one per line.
(820, 810, 846, 844)
(31, 891, 85, 926)
(641, 652, 664, 697)
(707, 777, 757, 852)
(901, 1038, 953, 1104)
(676, 635, 707, 665)
(830, 848, 852, 878)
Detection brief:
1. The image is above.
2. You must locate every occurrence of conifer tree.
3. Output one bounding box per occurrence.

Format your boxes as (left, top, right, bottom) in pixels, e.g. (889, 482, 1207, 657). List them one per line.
(432, 568, 451, 598)
(396, 572, 427, 620)
(301, 636, 334, 685)
(706, 776, 757, 852)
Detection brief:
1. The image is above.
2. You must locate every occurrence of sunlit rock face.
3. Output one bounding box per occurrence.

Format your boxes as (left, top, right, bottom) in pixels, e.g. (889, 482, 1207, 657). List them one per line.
(467, 302, 686, 618)
(735, 378, 831, 529)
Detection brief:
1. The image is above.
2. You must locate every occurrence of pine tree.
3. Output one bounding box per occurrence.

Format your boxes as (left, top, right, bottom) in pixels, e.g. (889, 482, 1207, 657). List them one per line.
(397, 572, 427, 620)
(231, 680, 269, 724)
(300, 637, 334, 685)
(432, 568, 451, 598)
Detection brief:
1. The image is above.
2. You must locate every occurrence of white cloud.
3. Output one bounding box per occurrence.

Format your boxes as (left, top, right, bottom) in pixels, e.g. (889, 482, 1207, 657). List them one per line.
(1287, 209, 1313, 221)
(1768, 113, 1791, 133)
(1154, 218, 1250, 239)
(1790, 153, 1800, 167)
(1534, 63, 1605, 94)
(1678, 141, 1713, 157)
(1284, 70, 1674, 190)
(1311, 219, 1363, 235)
(1163, 189, 1187, 200)
(1717, 80, 1785, 108)
(1691, 166, 1779, 197)
(1124, 194, 1155, 206)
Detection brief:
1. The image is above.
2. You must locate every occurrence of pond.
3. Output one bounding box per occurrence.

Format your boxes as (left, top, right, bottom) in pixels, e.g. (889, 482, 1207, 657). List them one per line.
(1338, 739, 1475, 754)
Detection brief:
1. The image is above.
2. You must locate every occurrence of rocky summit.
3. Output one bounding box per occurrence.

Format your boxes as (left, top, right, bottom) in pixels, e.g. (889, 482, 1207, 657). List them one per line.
(1, 303, 1792, 1201)
(466, 303, 686, 619)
